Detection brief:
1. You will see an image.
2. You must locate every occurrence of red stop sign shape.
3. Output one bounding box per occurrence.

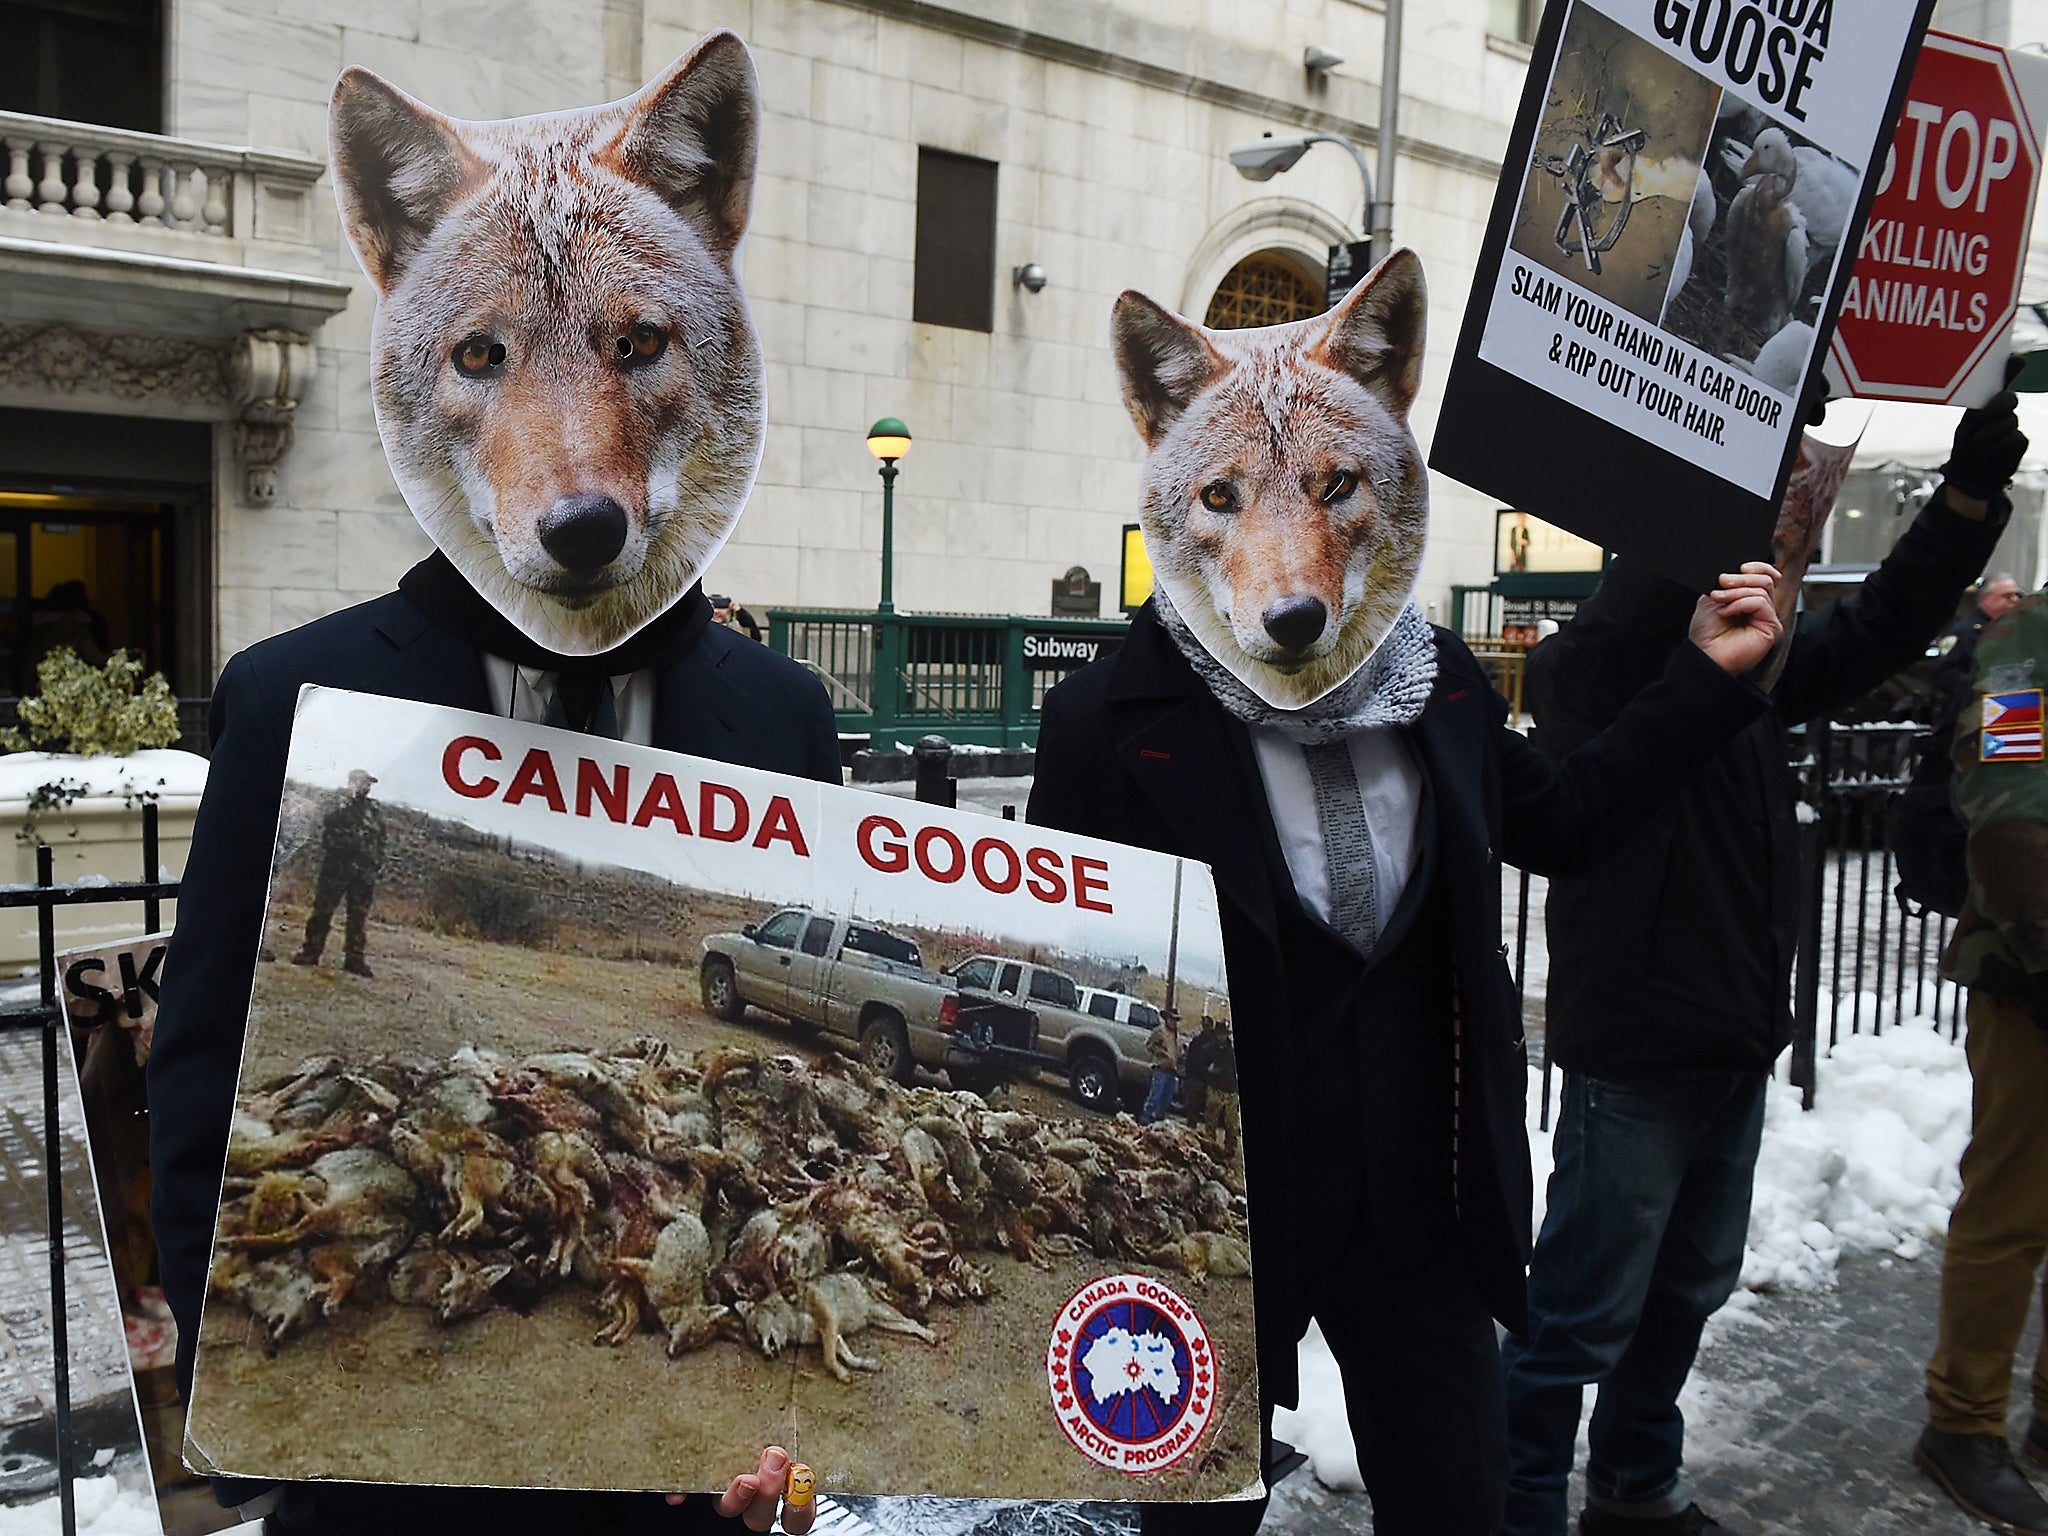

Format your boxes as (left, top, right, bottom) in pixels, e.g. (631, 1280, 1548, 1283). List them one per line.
(1831, 33, 2041, 404)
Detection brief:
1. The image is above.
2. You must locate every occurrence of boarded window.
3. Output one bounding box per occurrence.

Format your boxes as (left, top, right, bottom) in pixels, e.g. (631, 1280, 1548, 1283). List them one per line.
(913, 147, 997, 332)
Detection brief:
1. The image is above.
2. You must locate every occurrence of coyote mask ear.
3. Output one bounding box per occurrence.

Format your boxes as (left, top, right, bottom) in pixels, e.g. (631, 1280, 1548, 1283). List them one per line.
(598, 30, 759, 258)
(1112, 292, 1230, 447)
(330, 68, 479, 293)
(1311, 248, 1428, 419)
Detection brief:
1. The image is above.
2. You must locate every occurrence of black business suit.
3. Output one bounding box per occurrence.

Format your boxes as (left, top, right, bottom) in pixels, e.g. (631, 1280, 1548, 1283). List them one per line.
(1026, 605, 1766, 1535)
(147, 589, 839, 1536)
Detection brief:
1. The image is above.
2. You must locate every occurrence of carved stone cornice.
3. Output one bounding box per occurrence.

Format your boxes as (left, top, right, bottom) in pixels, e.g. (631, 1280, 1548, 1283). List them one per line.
(0, 320, 318, 505)
(0, 321, 229, 405)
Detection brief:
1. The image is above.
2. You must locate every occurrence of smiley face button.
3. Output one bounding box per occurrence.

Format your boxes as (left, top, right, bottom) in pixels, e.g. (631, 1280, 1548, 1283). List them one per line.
(784, 1463, 816, 1509)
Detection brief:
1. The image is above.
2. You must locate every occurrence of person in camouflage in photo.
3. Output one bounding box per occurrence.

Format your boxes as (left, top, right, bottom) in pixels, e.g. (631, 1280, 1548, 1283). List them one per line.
(293, 769, 387, 979)
(1918, 591, 2048, 1536)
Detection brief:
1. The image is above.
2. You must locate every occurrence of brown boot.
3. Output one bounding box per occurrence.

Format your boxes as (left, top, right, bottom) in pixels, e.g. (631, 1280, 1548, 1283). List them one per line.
(1916, 1426, 2048, 1535)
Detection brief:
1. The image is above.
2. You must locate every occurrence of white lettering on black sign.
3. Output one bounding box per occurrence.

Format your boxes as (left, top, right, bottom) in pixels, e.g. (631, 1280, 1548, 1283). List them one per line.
(1022, 634, 1102, 669)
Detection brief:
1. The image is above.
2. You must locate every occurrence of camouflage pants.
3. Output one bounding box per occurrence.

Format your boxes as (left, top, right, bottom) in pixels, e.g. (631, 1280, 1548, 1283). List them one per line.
(1926, 990, 2048, 1434)
(301, 872, 375, 965)
(1203, 1090, 1242, 1158)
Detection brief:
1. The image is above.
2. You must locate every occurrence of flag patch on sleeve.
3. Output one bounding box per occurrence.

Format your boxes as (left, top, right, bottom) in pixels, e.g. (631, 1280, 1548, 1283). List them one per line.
(1982, 689, 2045, 761)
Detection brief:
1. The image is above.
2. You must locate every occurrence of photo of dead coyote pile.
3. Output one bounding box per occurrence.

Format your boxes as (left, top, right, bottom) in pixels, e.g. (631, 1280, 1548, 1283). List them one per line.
(187, 757, 1256, 1501)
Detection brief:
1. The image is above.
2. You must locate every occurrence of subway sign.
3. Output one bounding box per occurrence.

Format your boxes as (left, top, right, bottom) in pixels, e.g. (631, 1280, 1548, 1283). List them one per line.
(1022, 631, 1121, 671)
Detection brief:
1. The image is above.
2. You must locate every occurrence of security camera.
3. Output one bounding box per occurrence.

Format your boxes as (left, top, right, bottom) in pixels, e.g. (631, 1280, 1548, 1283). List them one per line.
(1228, 133, 1314, 182)
(1303, 44, 1345, 72)
(1013, 262, 1049, 294)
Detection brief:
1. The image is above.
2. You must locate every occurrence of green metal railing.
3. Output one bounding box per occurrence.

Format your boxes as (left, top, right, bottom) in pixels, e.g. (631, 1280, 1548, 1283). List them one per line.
(766, 609, 1128, 748)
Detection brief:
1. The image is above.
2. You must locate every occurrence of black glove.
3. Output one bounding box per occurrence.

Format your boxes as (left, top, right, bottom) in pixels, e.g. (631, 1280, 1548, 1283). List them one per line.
(1805, 375, 1831, 428)
(1940, 354, 2030, 502)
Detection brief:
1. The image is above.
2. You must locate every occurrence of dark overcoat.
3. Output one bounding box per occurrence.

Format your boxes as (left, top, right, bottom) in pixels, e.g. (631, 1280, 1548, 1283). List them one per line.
(1026, 605, 1766, 1403)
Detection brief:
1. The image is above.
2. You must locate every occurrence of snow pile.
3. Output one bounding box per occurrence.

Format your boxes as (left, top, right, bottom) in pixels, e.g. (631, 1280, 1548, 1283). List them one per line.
(1272, 1322, 1364, 1492)
(1279, 1014, 1974, 1492)
(0, 1477, 161, 1536)
(1740, 1015, 1971, 1292)
(0, 749, 208, 803)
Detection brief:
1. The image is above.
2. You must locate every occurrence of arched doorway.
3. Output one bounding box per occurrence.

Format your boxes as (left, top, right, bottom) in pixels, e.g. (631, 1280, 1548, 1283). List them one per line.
(1203, 252, 1323, 329)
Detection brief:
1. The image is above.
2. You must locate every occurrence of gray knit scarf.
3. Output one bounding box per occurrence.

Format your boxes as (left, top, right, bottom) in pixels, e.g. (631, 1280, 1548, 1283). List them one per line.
(1155, 589, 1439, 745)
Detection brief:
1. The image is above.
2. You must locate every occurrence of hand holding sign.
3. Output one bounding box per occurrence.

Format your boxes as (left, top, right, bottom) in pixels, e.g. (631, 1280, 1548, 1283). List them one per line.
(1690, 562, 1786, 675)
(1939, 354, 2030, 508)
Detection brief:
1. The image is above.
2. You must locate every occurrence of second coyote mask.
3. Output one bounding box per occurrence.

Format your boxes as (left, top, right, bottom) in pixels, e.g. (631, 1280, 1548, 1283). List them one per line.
(1113, 251, 1430, 711)
(330, 32, 765, 657)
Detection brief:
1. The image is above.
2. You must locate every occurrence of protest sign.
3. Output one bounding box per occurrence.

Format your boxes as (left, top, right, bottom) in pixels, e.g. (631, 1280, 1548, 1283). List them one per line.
(183, 687, 1260, 1501)
(1827, 32, 2048, 406)
(1433, 0, 1937, 588)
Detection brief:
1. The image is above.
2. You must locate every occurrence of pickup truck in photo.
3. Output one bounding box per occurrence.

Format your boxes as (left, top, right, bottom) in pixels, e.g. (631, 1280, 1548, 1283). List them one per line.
(946, 956, 1159, 1114)
(698, 908, 1040, 1087)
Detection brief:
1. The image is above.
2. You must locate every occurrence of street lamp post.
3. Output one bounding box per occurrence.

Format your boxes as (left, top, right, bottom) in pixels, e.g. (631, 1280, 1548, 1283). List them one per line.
(866, 417, 911, 615)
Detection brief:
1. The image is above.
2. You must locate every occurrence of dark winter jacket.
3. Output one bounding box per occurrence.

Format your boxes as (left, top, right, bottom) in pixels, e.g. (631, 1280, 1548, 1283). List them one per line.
(1029, 604, 1766, 1402)
(1530, 491, 2007, 1083)
(147, 584, 838, 1532)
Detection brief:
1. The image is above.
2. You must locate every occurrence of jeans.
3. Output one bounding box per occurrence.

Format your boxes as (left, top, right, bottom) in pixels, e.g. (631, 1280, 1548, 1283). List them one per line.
(1501, 1070, 1767, 1536)
(1141, 1067, 1177, 1123)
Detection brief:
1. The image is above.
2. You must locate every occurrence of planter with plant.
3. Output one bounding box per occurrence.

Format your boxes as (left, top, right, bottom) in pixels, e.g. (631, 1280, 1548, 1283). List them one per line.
(0, 648, 208, 967)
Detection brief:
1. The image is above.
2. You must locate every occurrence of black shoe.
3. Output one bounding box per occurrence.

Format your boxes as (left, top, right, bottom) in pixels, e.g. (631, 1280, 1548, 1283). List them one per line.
(343, 958, 373, 978)
(291, 949, 319, 966)
(2025, 1416, 2048, 1471)
(1580, 1502, 1730, 1534)
(1916, 1426, 2048, 1535)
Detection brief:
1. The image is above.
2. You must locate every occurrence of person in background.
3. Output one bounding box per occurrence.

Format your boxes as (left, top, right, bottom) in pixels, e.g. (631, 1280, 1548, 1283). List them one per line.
(1935, 574, 2025, 712)
(1503, 388, 2023, 1536)
(26, 579, 111, 679)
(1915, 588, 2048, 1536)
(1193, 1016, 1241, 1160)
(1141, 1006, 1181, 1124)
(710, 593, 763, 643)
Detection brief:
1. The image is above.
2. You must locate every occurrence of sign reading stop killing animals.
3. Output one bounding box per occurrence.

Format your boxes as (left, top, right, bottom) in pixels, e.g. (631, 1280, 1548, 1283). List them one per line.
(184, 687, 1260, 1502)
(1433, 0, 1938, 589)
(1827, 31, 2048, 405)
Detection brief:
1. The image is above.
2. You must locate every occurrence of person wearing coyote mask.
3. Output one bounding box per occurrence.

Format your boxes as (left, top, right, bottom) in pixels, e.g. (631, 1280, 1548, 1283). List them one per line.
(1029, 250, 1786, 1536)
(147, 34, 829, 1536)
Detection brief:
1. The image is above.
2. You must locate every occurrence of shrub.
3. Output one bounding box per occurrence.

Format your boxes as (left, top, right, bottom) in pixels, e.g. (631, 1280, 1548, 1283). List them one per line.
(423, 871, 557, 948)
(3, 649, 180, 757)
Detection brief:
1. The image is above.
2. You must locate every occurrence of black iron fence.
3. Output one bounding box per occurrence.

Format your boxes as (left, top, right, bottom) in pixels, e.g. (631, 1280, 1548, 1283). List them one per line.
(4, 803, 175, 1536)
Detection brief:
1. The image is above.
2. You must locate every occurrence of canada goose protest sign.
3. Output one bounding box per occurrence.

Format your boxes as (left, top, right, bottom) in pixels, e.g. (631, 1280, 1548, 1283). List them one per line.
(183, 687, 1261, 1502)
(1433, 0, 1937, 586)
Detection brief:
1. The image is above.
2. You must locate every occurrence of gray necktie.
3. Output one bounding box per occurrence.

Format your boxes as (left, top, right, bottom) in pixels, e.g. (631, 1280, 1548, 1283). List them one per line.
(1303, 740, 1379, 957)
(545, 672, 620, 738)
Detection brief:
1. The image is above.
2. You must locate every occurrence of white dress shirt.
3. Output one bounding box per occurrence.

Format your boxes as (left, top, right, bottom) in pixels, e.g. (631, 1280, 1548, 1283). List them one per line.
(482, 656, 656, 746)
(1249, 725, 1424, 944)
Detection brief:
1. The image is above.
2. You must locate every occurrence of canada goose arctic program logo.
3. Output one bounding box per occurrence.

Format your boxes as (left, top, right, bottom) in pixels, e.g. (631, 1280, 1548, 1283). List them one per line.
(1046, 1274, 1216, 1473)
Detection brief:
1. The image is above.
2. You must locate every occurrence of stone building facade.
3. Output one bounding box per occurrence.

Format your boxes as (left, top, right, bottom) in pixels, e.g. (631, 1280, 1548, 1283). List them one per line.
(0, 0, 1541, 693)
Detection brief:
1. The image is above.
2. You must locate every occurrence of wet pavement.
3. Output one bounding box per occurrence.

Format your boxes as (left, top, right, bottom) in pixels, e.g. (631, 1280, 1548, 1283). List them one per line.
(0, 1025, 153, 1510)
